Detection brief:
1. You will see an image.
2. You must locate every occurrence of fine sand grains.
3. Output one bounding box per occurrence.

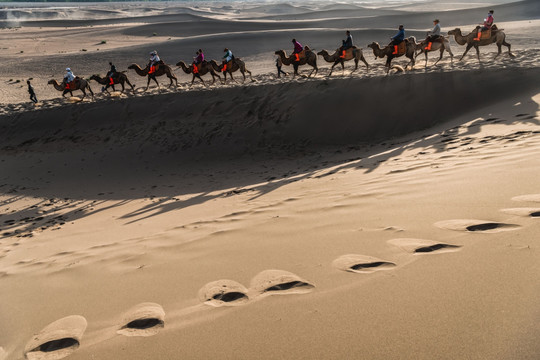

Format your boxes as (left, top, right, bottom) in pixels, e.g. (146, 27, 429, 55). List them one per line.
(198, 279, 250, 307)
(332, 254, 396, 273)
(116, 302, 165, 337)
(250, 270, 315, 295)
(434, 219, 521, 233)
(24, 315, 87, 360)
(388, 238, 462, 254)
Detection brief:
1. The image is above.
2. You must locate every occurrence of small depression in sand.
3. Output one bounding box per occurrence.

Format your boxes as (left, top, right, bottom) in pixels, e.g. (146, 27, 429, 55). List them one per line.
(511, 194, 540, 203)
(332, 254, 396, 273)
(117, 303, 165, 337)
(388, 238, 462, 254)
(250, 270, 314, 295)
(434, 219, 520, 233)
(198, 280, 249, 307)
(501, 208, 540, 217)
(24, 315, 87, 360)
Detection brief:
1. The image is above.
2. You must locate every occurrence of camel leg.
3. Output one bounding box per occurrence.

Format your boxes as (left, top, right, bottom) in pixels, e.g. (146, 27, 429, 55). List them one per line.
(360, 55, 368, 70)
(246, 69, 253, 82)
(434, 48, 444, 65)
(293, 64, 299, 78)
(241, 70, 246, 83)
(230, 72, 238, 83)
(341, 60, 345, 74)
(425, 52, 428, 67)
(145, 76, 151, 91)
(459, 44, 473, 61)
(475, 45, 480, 61)
(503, 40, 514, 57)
(88, 85, 94, 99)
(495, 43, 502, 59)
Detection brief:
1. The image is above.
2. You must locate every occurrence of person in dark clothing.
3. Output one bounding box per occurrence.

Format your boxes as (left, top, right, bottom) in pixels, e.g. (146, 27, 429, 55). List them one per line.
(103, 62, 117, 91)
(27, 80, 37, 103)
(276, 56, 288, 78)
(390, 25, 405, 55)
(339, 30, 353, 58)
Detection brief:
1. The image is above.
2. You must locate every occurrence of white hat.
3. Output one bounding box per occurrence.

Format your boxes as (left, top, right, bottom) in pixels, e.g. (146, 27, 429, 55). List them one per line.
(66, 68, 71, 71)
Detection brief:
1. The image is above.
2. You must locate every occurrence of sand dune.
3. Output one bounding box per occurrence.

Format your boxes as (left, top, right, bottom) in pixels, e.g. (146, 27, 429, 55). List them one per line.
(1, 1, 540, 360)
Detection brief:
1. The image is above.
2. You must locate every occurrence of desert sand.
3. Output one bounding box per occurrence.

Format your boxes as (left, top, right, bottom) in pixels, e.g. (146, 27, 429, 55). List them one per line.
(1, 1, 540, 359)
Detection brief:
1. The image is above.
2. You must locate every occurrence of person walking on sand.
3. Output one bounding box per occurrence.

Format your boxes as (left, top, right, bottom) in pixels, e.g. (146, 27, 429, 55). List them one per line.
(276, 55, 288, 78)
(424, 19, 441, 51)
(27, 80, 37, 103)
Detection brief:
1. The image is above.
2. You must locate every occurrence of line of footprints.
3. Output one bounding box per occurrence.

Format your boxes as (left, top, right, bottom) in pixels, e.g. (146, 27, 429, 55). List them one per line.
(19, 194, 539, 360)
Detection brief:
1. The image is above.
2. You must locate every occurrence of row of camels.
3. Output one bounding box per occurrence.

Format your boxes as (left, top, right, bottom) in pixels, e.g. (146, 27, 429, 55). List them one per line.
(47, 27, 513, 99)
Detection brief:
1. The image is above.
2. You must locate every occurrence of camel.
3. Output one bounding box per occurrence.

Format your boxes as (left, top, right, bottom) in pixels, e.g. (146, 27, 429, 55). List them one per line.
(448, 26, 513, 61)
(208, 59, 253, 83)
(47, 78, 94, 101)
(89, 73, 135, 93)
(412, 36, 454, 66)
(128, 63, 178, 91)
(367, 39, 416, 73)
(317, 47, 369, 76)
(274, 49, 318, 78)
(176, 60, 221, 86)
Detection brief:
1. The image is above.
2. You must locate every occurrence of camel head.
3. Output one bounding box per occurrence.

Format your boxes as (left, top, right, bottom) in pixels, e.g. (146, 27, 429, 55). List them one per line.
(127, 64, 140, 70)
(367, 42, 384, 58)
(316, 50, 329, 56)
(274, 50, 285, 56)
(448, 28, 460, 36)
(47, 79, 56, 85)
(408, 36, 417, 44)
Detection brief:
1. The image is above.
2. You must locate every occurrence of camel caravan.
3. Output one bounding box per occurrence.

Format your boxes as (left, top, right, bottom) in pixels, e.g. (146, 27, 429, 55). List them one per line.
(45, 10, 512, 101)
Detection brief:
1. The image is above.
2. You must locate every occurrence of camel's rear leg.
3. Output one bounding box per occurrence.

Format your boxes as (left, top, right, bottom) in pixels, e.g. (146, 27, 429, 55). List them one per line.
(433, 48, 444, 65)
(360, 55, 368, 70)
(475, 45, 481, 61)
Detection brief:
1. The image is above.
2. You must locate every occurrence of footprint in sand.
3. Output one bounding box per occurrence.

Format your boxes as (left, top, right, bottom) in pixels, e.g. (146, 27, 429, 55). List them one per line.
(24, 315, 87, 360)
(501, 208, 540, 218)
(117, 303, 165, 337)
(332, 254, 396, 273)
(198, 280, 249, 307)
(250, 270, 314, 296)
(434, 219, 520, 233)
(511, 194, 540, 203)
(388, 238, 461, 254)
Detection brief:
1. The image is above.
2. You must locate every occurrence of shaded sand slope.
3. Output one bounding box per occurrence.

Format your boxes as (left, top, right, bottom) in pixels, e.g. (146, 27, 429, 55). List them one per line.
(3, 67, 539, 158)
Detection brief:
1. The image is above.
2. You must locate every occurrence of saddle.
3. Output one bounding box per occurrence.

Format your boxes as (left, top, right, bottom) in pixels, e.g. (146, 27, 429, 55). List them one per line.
(475, 24, 498, 40)
(222, 60, 233, 72)
(64, 77, 79, 90)
(395, 41, 407, 55)
(339, 47, 356, 59)
(294, 50, 306, 62)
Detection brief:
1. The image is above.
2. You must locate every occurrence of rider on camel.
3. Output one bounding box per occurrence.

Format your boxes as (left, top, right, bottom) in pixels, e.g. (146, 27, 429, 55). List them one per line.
(474, 10, 494, 41)
(63, 68, 76, 88)
(292, 39, 303, 62)
(222, 48, 234, 72)
(424, 19, 441, 51)
(103, 62, 117, 91)
(339, 31, 353, 58)
(390, 25, 405, 55)
(193, 49, 204, 74)
(148, 50, 161, 74)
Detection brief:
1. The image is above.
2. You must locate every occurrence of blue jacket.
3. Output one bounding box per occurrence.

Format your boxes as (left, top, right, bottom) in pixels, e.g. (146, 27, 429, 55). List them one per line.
(392, 29, 405, 42)
(342, 34, 353, 48)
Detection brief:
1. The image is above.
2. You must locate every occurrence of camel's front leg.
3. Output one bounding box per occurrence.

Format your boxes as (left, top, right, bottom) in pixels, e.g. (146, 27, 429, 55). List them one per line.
(145, 76, 151, 91)
(434, 48, 444, 65)
(459, 44, 473, 61)
(229, 72, 238, 83)
(424, 52, 429, 67)
(503, 40, 514, 57)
